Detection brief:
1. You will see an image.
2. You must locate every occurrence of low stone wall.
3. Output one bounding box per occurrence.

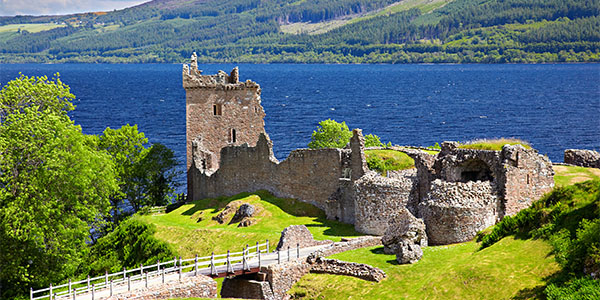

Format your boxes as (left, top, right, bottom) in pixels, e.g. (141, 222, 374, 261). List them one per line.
(308, 257, 386, 282)
(262, 260, 311, 300)
(319, 236, 382, 257)
(104, 275, 217, 300)
(221, 277, 274, 299)
(419, 179, 498, 245)
(354, 172, 415, 235)
(564, 149, 600, 168)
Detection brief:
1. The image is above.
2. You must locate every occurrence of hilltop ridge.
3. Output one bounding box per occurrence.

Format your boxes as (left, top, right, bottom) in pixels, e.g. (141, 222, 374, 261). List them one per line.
(0, 0, 598, 63)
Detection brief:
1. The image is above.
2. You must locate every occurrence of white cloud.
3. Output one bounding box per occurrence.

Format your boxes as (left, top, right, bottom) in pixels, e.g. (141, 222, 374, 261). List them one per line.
(0, 0, 149, 17)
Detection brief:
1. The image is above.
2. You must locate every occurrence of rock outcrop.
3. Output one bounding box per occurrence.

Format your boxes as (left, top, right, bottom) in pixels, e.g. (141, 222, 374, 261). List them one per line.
(564, 149, 600, 168)
(382, 207, 427, 264)
(275, 225, 332, 251)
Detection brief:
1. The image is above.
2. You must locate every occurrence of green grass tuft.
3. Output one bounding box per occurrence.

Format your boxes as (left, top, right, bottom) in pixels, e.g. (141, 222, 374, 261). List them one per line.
(365, 149, 415, 174)
(553, 165, 600, 187)
(458, 138, 532, 151)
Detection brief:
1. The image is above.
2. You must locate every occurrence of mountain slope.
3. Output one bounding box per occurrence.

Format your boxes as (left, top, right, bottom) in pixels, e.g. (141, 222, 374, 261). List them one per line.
(0, 0, 598, 63)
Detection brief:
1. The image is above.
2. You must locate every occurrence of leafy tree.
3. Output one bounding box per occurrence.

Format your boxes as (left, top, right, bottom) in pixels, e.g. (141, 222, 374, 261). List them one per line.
(0, 75, 118, 299)
(98, 125, 181, 225)
(98, 125, 149, 224)
(308, 119, 353, 149)
(364, 133, 384, 148)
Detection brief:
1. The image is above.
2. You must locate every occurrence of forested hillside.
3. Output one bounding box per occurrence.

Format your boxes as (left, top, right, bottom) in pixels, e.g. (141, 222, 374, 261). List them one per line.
(0, 0, 599, 63)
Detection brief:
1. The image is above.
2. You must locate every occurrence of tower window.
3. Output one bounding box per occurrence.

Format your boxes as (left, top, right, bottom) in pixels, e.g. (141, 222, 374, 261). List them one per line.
(231, 128, 237, 143)
(213, 104, 222, 116)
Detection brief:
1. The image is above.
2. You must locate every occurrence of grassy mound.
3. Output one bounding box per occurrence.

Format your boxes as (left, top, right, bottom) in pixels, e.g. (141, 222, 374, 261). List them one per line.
(139, 190, 361, 258)
(290, 238, 559, 299)
(458, 138, 532, 151)
(365, 149, 415, 174)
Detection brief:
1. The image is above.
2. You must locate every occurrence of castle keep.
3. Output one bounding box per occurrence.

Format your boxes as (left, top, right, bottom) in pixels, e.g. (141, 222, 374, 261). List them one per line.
(183, 53, 265, 198)
(184, 59, 555, 245)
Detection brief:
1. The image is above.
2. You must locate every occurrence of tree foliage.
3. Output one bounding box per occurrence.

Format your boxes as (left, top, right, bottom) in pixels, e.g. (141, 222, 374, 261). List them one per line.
(0, 75, 118, 299)
(0, 75, 181, 299)
(308, 119, 352, 149)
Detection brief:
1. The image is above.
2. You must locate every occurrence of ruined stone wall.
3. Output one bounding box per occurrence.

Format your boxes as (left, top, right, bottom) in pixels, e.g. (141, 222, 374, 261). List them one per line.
(501, 144, 554, 217)
(191, 133, 348, 213)
(104, 275, 217, 300)
(353, 171, 416, 235)
(419, 179, 499, 245)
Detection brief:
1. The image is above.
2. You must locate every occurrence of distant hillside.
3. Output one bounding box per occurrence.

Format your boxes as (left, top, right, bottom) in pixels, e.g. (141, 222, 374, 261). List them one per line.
(0, 0, 599, 63)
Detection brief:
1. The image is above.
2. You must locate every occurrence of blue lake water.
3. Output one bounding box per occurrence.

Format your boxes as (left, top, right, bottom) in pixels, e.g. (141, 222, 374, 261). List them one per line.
(1, 63, 599, 190)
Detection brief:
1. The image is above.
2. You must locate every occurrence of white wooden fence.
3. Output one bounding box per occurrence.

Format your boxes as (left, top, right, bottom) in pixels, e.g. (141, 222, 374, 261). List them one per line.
(30, 240, 271, 300)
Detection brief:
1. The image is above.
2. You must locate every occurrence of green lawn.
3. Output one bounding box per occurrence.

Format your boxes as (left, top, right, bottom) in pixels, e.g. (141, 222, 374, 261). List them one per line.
(140, 190, 361, 259)
(553, 165, 600, 187)
(290, 237, 559, 299)
(365, 149, 416, 174)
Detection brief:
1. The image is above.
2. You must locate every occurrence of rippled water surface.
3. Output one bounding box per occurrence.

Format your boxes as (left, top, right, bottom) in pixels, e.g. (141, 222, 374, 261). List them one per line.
(2, 63, 599, 189)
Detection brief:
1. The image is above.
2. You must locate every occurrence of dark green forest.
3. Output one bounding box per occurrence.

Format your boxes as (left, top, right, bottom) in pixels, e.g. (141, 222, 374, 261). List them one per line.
(0, 0, 599, 63)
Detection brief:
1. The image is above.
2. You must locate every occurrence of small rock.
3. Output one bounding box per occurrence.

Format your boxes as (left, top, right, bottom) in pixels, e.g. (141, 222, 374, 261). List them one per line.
(395, 240, 423, 264)
(230, 203, 255, 224)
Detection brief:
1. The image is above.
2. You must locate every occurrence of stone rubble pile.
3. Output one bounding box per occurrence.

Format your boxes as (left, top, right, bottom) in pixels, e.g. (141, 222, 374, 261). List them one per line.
(382, 207, 427, 264)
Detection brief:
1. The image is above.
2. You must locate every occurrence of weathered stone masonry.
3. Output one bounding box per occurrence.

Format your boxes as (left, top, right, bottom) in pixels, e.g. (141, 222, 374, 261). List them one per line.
(184, 60, 555, 245)
(183, 53, 266, 198)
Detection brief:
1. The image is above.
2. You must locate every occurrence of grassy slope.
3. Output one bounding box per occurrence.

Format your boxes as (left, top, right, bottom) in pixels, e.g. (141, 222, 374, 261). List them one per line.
(458, 138, 532, 151)
(139, 190, 361, 259)
(365, 149, 416, 171)
(290, 239, 558, 299)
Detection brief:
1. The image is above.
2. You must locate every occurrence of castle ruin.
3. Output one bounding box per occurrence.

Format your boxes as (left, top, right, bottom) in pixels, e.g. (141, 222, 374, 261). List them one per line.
(183, 59, 555, 245)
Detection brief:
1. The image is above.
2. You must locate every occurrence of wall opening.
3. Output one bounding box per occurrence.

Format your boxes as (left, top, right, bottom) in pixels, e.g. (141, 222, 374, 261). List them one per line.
(213, 104, 222, 116)
(230, 128, 237, 143)
(457, 159, 493, 182)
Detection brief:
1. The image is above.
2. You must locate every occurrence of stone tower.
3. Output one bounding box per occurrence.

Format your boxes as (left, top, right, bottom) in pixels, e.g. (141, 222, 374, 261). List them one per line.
(183, 53, 266, 196)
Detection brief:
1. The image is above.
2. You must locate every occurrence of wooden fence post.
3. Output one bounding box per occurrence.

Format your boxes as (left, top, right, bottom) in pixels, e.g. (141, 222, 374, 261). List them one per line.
(128, 276, 131, 291)
(194, 254, 198, 276)
(110, 279, 113, 296)
(91, 284, 95, 300)
(49, 283, 53, 300)
(277, 250, 280, 264)
(87, 275, 90, 289)
(243, 248, 248, 271)
(72, 288, 76, 300)
(162, 268, 165, 284)
(258, 249, 261, 268)
(68, 278, 72, 296)
(145, 272, 148, 288)
(157, 259, 161, 273)
(140, 263, 144, 277)
(178, 256, 182, 281)
(297, 243, 300, 258)
(104, 271, 108, 286)
(29, 287, 32, 300)
(256, 241, 259, 254)
(287, 246, 291, 262)
(266, 239, 269, 253)
(226, 250, 233, 273)
(211, 252, 216, 276)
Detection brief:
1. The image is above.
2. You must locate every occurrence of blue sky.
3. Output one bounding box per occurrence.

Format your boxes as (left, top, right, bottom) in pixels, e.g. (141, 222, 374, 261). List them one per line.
(0, 0, 149, 16)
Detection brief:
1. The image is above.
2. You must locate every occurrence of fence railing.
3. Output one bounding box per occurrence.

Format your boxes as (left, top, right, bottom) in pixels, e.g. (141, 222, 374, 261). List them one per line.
(30, 240, 272, 300)
(147, 206, 166, 214)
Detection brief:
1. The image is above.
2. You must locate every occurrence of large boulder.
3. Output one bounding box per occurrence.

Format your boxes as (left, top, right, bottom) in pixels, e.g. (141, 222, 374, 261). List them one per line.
(382, 207, 427, 264)
(564, 149, 600, 168)
(276, 225, 332, 251)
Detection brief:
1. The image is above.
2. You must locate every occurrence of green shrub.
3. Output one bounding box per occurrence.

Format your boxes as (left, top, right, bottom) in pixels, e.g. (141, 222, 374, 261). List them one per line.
(545, 276, 600, 300)
(85, 217, 175, 275)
